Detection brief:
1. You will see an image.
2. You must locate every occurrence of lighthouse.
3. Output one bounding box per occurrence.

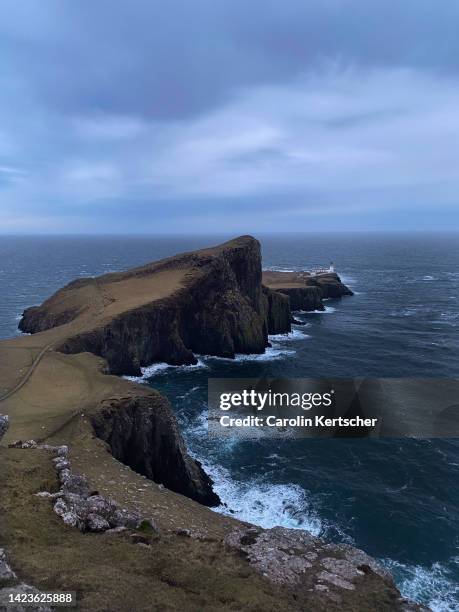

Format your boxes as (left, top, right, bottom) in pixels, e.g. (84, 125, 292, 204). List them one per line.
(329, 261, 335, 273)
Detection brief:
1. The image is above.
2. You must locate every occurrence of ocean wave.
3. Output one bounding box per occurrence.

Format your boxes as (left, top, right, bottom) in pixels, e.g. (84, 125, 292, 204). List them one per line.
(203, 346, 296, 362)
(383, 558, 459, 612)
(201, 461, 322, 535)
(124, 359, 208, 382)
(264, 266, 296, 272)
(299, 305, 336, 314)
(269, 329, 310, 342)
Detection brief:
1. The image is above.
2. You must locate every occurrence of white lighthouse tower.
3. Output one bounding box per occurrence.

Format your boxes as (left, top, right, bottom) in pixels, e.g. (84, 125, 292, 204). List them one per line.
(329, 261, 335, 273)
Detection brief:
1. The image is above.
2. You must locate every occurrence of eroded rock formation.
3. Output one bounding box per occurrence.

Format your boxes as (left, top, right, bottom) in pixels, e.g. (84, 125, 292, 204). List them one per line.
(91, 393, 220, 506)
(20, 236, 290, 376)
(262, 270, 353, 313)
(225, 526, 429, 610)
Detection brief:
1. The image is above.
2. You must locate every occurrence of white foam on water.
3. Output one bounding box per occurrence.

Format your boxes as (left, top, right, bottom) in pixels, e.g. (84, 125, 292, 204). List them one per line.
(201, 461, 322, 535)
(124, 359, 208, 382)
(300, 305, 336, 314)
(269, 329, 310, 342)
(383, 558, 459, 612)
(338, 274, 356, 285)
(264, 266, 296, 272)
(203, 345, 296, 363)
(422, 275, 436, 281)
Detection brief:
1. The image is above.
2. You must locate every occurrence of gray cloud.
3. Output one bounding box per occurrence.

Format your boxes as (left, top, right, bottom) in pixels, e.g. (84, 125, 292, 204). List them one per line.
(0, 1, 459, 232)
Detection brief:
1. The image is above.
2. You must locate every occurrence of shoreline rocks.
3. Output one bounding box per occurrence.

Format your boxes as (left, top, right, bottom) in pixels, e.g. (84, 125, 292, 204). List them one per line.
(19, 237, 289, 376)
(225, 526, 430, 610)
(262, 271, 353, 313)
(91, 394, 220, 506)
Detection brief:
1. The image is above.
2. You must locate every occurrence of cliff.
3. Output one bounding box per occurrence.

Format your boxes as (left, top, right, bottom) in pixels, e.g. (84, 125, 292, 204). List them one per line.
(91, 392, 220, 506)
(0, 237, 429, 610)
(20, 236, 290, 376)
(263, 270, 353, 312)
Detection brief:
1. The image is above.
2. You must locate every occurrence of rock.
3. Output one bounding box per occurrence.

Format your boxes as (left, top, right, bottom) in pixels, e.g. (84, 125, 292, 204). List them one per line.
(53, 459, 70, 472)
(53, 498, 68, 517)
(91, 394, 221, 507)
(262, 286, 291, 334)
(86, 495, 116, 517)
(61, 512, 79, 528)
(321, 543, 394, 583)
(19, 237, 276, 372)
(276, 286, 325, 312)
(86, 513, 110, 532)
(57, 445, 69, 457)
(225, 526, 320, 585)
(34, 491, 62, 500)
(175, 528, 191, 537)
(262, 270, 353, 312)
(7, 440, 22, 448)
(0, 416, 9, 443)
(58, 469, 71, 483)
(317, 570, 355, 591)
(223, 525, 425, 609)
(9, 440, 38, 449)
(0, 584, 52, 612)
(61, 474, 90, 498)
(0, 550, 16, 585)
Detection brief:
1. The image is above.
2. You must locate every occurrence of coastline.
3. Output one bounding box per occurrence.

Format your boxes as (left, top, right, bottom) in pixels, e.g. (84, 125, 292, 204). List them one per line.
(0, 235, 427, 610)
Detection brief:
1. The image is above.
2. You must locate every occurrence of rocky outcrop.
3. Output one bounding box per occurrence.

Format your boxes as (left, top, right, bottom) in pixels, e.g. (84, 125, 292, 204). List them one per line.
(19, 236, 290, 376)
(0, 584, 53, 612)
(225, 526, 429, 610)
(313, 273, 354, 300)
(1, 548, 52, 612)
(276, 286, 325, 312)
(91, 393, 220, 506)
(262, 286, 292, 334)
(262, 271, 353, 313)
(0, 549, 16, 585)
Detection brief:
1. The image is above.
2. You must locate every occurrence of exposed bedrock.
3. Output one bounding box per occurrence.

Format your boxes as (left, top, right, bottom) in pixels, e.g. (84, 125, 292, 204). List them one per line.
(277, 286, 325, 312)
(225, 526, 429, 610)
(20, 236, 290, 376)
(266, 272, 353, 313)
(314, 273, 354, 299)
(262, 286, 292, 334)
(91, 393, 220, 507)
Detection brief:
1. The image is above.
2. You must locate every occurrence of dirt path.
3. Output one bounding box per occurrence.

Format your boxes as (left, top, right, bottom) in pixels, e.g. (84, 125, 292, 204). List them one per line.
(0, 342, 54, 403)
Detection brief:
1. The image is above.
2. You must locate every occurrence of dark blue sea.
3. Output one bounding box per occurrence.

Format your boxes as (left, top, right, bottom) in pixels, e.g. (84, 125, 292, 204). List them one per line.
(1, 233, 458, 610)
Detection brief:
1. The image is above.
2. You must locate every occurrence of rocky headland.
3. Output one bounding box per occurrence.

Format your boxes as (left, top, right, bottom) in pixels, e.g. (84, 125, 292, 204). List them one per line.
(262, 269, 353, 312)
(0, 236, 426, 611)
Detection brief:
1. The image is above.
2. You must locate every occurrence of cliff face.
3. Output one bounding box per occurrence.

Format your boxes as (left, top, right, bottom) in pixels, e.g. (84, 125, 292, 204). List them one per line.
(20, 236, 289, 376)
(313, 273, 354, 299)
(91, 392, 220, 506)
(276, 286, 324, 312)
(262, 286, 292, 334)
(262, 271, 353, 313)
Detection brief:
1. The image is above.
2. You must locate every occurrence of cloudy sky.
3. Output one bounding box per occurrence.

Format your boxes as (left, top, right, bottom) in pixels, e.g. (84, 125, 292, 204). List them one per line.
(1, 1, 459, 233)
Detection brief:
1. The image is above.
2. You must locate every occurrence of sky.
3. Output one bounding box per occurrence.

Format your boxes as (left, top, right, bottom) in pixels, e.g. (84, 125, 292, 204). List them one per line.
(1, 0, 459, 234)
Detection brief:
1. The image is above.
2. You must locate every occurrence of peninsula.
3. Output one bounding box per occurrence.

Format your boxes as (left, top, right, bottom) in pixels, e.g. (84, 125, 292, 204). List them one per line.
(0, 236, 426, 611)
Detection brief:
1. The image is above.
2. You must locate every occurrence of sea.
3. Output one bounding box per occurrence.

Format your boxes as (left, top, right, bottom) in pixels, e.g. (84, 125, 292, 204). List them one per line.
(0, 233, 458, 610)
